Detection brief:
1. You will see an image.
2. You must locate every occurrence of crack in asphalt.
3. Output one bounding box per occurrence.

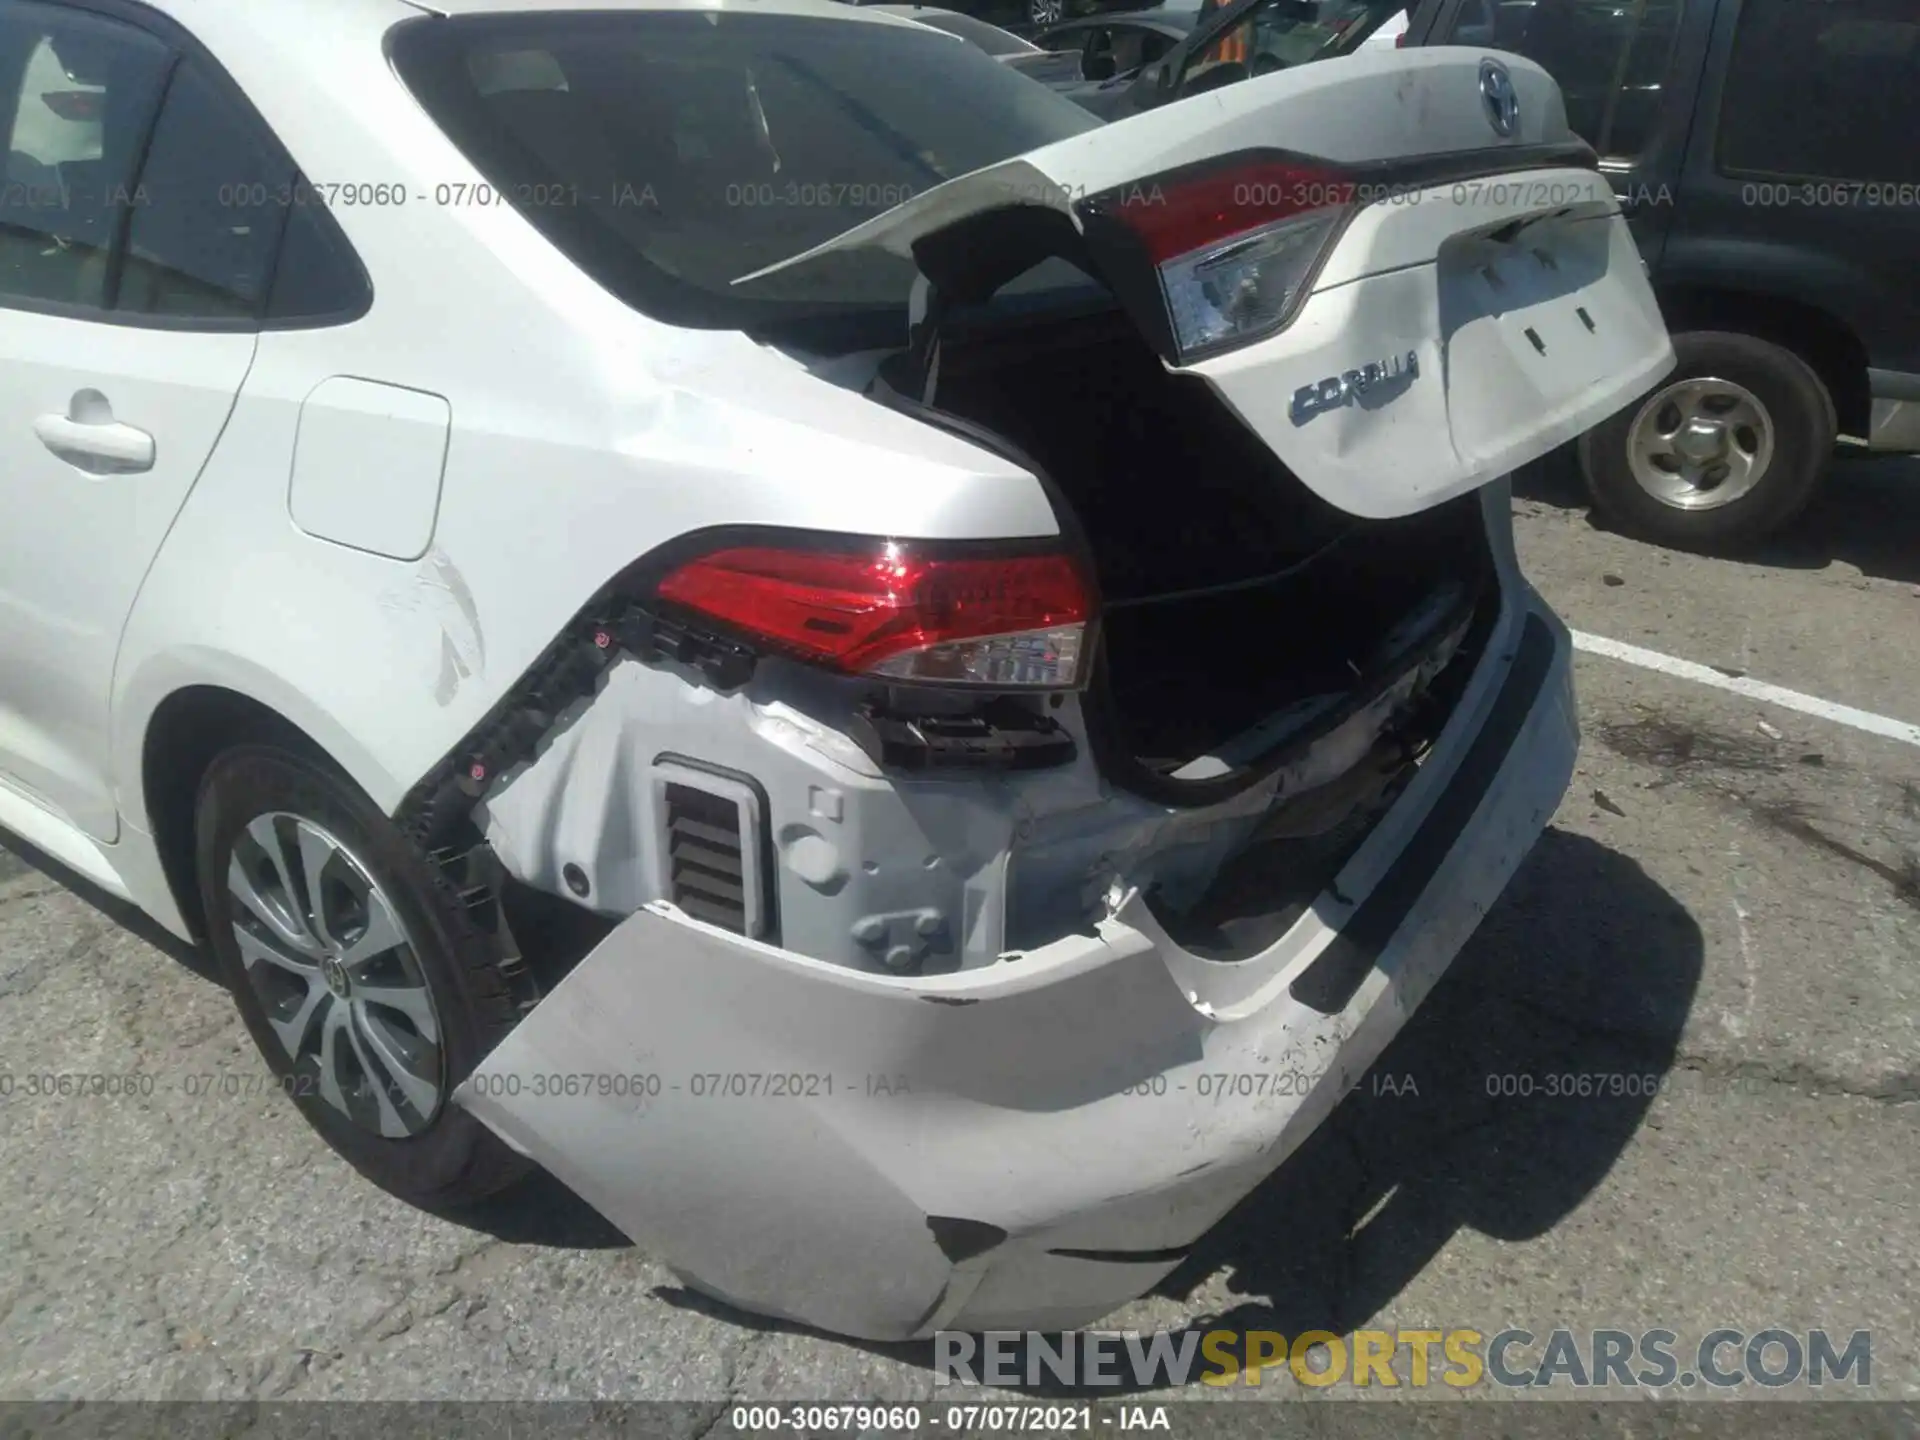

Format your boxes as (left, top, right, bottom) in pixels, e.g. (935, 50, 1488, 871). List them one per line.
(1469, 985, 1919, 1105)
(689, 1329, 766, 1440)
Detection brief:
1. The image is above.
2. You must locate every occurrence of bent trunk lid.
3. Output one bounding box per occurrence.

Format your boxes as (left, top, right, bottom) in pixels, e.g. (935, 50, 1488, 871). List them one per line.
(741, 47, 1674, 518)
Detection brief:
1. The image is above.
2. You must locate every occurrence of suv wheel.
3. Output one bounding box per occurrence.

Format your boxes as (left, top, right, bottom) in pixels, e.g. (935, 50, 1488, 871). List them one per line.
(1579, 330, 1835, 549)
(1029, 0, 1067, 25)
(195, 745, 531, 1208)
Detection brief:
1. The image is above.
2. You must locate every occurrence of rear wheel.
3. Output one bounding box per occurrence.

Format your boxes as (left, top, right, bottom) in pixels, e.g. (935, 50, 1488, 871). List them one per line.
(1028, 0, 1066, 24)
(1579, 330, 1835, 549)
(196, 745, 530, 1208)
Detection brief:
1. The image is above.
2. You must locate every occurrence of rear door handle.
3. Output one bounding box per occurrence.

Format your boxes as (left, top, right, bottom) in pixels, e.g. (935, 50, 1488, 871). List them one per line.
(35, 394, 155, 474)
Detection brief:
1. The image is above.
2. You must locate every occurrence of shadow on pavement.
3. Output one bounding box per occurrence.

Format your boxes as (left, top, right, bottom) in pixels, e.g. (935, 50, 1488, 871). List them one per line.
(654, 828, 1705, 1391)
(0, 831, 219, 983)
(452, 1166, 632, 1250)
(5, 805, 1701, 1363)
(1515, 446, 1920, 587)
(0, 831, 633, 1250)
(1157, 826, 1702, 1342)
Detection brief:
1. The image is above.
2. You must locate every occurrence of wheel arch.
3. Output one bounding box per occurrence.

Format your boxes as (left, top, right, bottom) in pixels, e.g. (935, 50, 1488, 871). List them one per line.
(1654, 284, 1872, 440)
(129, 670, 406, 944)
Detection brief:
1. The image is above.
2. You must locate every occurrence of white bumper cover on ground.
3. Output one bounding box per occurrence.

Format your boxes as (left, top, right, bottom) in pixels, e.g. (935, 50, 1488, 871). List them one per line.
(455, 591, 1578, 1341)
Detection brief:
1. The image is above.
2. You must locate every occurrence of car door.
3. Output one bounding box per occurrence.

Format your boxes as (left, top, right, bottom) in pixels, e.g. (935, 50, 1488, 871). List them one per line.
(1416, 0, 1717, 263)
(0, 0, 288, 841)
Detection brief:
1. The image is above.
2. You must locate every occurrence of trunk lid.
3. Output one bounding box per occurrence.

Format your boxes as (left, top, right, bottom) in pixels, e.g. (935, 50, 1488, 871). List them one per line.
(740, 47, 1674, 518)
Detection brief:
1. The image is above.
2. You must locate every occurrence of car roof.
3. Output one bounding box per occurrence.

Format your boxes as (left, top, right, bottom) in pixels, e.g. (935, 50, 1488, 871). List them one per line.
(143, 0, 933, 33)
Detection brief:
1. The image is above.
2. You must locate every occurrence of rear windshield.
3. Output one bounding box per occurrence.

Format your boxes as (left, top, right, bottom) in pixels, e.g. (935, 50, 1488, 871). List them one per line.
(388, 11, 1099, 337)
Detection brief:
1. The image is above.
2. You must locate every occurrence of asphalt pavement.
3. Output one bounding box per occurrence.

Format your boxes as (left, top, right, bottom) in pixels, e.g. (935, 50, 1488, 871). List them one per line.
(2, 455, 1916, 1411)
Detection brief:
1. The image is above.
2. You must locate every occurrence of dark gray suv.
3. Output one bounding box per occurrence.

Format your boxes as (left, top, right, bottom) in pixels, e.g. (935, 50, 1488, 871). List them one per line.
(1413, 0, 1920, 548)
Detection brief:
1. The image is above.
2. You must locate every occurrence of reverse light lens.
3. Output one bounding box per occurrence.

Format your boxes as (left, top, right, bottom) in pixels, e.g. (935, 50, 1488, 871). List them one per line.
(1159, 205, 1344, 358)
(655, 542, 1094, 689)
(1090, 157, 1354, 360)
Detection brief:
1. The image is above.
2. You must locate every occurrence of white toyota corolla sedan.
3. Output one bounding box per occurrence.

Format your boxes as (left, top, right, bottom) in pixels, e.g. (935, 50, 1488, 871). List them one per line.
(0, 0, 1671, 1339)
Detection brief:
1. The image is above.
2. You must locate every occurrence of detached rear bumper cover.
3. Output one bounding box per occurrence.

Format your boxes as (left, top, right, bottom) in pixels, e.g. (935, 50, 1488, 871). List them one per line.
(455, 597, 1576, 1341)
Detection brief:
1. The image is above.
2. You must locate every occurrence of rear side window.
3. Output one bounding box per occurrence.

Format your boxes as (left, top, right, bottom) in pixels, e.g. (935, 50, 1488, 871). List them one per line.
(0, 0, 368, 325)
(119, 59, 288, 318)
(265, 196, 371, 323)
(1443, 0, 1687, 160)
(122, 59, 370, 323)
(1716, 0, 1920, 185)
(0, 3, 169, 309)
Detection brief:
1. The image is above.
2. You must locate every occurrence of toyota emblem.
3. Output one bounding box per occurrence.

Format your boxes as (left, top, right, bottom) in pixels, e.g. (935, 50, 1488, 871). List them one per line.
(1479, 58, 1519, 138)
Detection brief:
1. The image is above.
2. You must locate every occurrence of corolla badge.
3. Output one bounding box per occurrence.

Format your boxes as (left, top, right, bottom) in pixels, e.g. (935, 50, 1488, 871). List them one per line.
(1480, 58, 1519, 137)
(1289, 350, 1420, 424)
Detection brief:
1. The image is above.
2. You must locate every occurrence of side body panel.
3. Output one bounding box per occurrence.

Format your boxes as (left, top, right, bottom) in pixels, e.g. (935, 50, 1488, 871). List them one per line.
(0, 314, 256, 841)
(106, 0, 1060, 883)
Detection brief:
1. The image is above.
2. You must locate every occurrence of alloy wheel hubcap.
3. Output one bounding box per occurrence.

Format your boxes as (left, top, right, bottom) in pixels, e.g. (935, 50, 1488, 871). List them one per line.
(1626, 376, 1775, 511)
(320, 953, 351, 999)
(226, 813, 445, 1137)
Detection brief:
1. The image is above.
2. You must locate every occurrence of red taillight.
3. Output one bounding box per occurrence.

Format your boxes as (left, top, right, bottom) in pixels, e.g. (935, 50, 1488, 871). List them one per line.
(1107, 158, 1352, 264)
(40, 90, 101, 122)
(1395, 29, 1407, 45)
(655, 541, 1095, 690)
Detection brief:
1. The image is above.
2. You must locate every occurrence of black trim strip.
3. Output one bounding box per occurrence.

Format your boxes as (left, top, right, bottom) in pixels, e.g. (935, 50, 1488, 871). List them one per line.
(1288, 612, 1558, 1014)
(103, 51, 180, 313)
(927, 1216, 1007, 1265)
(1047, 1244, 1195, 1265)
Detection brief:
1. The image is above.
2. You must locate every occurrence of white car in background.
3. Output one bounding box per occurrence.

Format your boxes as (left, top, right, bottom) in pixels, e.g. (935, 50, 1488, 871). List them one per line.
(0, 0, 1669, 1339)
(1361, 3, 1409, 47)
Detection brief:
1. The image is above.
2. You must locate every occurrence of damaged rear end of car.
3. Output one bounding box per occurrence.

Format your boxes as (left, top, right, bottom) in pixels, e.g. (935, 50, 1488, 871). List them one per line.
(436, 45, 1672, 1339)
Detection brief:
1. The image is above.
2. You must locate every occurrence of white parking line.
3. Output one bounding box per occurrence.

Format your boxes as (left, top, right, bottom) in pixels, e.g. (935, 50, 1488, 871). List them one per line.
(1570, 630, 1920, 750)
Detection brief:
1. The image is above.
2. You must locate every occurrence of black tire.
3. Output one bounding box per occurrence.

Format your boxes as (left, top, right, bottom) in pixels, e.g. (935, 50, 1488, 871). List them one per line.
(196, 744, 531, 1209)
(1578, 330, 1836, 550)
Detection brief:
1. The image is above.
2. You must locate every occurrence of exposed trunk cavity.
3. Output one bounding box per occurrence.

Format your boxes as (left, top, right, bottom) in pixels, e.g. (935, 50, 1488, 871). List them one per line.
(882, 298, 1494, 805)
